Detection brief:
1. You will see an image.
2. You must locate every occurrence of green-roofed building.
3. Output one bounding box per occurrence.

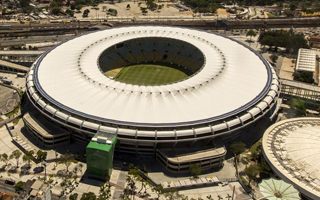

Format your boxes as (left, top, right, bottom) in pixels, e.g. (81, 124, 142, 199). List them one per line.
(86, 132, 117, 180)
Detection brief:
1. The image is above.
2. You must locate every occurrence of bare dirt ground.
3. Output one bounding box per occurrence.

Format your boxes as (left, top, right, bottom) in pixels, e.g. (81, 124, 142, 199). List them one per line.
(74, 2, 193, 19)
(279, 57, 295, 80)
(0, 85, 19, 115)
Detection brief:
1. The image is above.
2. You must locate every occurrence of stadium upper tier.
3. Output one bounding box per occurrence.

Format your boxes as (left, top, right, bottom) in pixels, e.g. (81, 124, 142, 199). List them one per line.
(26, 26, 279, 144)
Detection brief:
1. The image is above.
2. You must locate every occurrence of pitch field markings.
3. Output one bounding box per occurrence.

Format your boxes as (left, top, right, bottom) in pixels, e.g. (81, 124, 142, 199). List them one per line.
(109, 64, 188, 85)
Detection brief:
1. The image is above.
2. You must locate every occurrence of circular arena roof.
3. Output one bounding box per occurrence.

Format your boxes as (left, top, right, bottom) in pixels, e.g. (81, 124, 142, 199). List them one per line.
(262, 118, 320, 199)
(30, 26, 274, 125)
(27, 26, 279, 141)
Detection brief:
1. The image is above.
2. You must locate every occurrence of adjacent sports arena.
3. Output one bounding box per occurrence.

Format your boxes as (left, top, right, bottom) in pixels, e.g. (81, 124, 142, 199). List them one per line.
(26, 26, 280, 163)
(262, 118, 320, 200)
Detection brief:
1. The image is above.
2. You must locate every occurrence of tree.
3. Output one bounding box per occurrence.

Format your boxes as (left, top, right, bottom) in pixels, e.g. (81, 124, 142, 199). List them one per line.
(66, 9, 74, 17)
(19, 0, 31, 12)
(259, 158, 272, 177)
(128, 165, 149, 196)
(81, 192, 96, 200)
(0, 153, 9, 166)
(50, 0, 63, 15)
(230, 141, 246, 177)
(230, 141, 246, 157)
(10, 150, 22, 168)
(164, 189, 185, 200)
(36, 150, 47, 162)
(270, 54, 278, 64)
(98, 183, 111, 200)
(152, 184, 164, 200)
(22, 150, 34, 166)
(289, 3, 297, 11)
(83, 9, 90, 17)
(126, 175, 137, 199)
(59, 154, 73, 173)
(259, 30, 308, 53)
(146, 0, 157, 11)
(126, 4, 131, 9)
(69, 193, 79, 200)
(181, 0, 219, 13)
(244, 164, 260, 185)
(250, 141, 262, 161)
(189, 164, 202, 178)
(107, 8, 118, 16)
(289, 98, 306, 116)
(293, 71, 314, 84)
(14, 181, 24, 192)
(246, 30, 257, 41)
(19, 0, 30, 8)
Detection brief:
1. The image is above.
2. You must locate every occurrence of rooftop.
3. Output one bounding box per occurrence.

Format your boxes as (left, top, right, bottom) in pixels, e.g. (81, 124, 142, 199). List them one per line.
(158, 147, 226, 164)
(23, 112, 69, 138)
(295, 48, 317, 72)
(31, 26, 272, 126)
(262, 118, 320, 200)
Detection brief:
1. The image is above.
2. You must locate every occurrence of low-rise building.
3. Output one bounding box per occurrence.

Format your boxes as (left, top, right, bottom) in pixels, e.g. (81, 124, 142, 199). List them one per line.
(156, 147, 226, 173)
(295, 48, 319, 85)
(23, 112, 70, 148)
(29, 180, 51, 200)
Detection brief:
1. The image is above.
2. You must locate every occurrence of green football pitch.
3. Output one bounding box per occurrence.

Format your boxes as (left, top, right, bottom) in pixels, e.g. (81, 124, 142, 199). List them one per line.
(112, 64, 188, 85)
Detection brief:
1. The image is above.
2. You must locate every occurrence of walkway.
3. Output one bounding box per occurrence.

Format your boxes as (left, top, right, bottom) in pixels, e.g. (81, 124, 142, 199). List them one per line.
(0, 50, 44, 56)
(0, 59, 29, 72)
(281, 79, 320, 102)
(112, 170, 128, 200)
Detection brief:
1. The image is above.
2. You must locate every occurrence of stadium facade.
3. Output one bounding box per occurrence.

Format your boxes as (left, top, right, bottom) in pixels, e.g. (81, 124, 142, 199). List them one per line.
(26, 26, 280, 155)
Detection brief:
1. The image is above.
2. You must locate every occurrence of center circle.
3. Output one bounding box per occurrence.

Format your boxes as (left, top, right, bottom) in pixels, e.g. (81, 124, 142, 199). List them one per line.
(98, 37, 205, 86)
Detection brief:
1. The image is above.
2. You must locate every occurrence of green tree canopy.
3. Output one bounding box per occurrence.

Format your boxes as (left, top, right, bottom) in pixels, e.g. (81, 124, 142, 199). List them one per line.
(36, 150, 47, 162)
(244, 164, 260, 184)
(69, 193, 78, 200)
(0, 153, 9, 166)
(50, 0, 63, 15)
(81, 192, 96, 200)
(259, 30, 308, 53)
(98, 183, 111, 200)
(14, 181, 25, 192)
(246, 29, 257, 41)
(189, 163, 202, 178)
(181, 0, 219, 13)
(230, 141, 246, 155)
(289, 98, 306, 116)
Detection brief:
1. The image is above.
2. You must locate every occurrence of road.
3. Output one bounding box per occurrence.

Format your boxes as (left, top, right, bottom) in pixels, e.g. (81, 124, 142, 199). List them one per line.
(0, 180, 16, 195)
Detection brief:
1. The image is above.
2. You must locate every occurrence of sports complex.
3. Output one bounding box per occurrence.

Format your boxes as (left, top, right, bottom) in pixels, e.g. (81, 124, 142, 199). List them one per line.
(25, 26, 280, 172)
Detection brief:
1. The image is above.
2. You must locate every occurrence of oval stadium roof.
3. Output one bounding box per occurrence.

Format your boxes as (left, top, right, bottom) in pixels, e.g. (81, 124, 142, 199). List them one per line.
(31, 26, 273, 126)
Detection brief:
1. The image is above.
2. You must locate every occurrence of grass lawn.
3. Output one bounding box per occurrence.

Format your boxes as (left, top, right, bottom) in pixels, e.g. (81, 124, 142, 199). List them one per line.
(111, 64, 188, 85)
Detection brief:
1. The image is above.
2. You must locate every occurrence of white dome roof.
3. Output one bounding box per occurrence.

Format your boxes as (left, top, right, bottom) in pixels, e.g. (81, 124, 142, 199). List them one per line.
(32, 26, 273, 126)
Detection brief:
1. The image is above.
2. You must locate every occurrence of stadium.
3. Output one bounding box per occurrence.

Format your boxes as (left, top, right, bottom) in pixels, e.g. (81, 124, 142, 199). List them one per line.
(262, 118, 320, 200)
(26, 26, 280, 166)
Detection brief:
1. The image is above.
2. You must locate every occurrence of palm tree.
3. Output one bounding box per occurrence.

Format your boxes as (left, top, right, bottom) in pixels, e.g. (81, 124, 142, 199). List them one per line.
(10, 150, 22, 168)
(59, 154, 73, 173)
(230, 141, 246, 177)
(244, 164, 260, 185)
(22, 150, 34, 167)
(36, 150, 47, 162)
